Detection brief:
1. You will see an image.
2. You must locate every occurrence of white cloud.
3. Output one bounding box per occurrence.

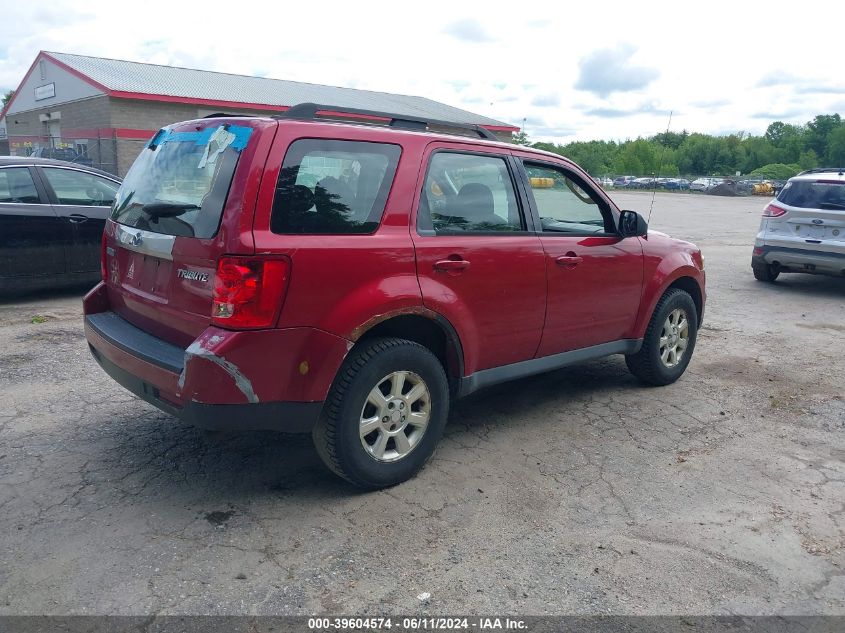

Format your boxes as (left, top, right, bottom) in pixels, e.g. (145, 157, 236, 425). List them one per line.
(1, 0, 843, 144)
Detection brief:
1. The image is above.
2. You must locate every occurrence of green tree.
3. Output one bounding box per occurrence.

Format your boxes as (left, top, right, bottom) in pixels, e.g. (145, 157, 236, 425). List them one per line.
(804, 114, 842, 159)
(798, 149, 819, 170)
(614, 139, 660, 175)
(1, 89, 13, 109)
(511, 130, 530, 146)
(825, 126, 845, 165)
(651, 130, 689, 150)
(750, 163, 801, 180)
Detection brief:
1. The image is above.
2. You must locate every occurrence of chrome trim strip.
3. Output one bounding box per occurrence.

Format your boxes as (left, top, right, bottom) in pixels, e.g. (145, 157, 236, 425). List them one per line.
(114, 224, 175, 260)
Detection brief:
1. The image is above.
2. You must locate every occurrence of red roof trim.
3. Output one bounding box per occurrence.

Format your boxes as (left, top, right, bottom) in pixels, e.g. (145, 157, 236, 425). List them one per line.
(479, 124, 519, 132)
(64, 127, 157, 140)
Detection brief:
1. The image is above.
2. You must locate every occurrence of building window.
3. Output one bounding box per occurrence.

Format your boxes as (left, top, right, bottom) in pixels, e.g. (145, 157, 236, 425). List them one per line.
(39, 60, 47, 80)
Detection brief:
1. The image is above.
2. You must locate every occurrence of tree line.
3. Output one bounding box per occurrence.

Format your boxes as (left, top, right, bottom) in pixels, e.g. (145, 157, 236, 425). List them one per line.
(517, 114, 845, 180)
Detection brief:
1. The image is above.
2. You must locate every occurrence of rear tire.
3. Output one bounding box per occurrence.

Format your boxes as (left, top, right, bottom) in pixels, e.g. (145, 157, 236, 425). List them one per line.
(313, 337, 449, 489)
(752, 262, 780, 282)
(626, 288, 698, 386)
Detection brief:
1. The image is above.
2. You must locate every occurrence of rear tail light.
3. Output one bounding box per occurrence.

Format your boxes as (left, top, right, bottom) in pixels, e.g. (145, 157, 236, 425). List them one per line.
(212, 256, 290, 329)
(753, 247, 764, 256)
(763, 203, 786, 217)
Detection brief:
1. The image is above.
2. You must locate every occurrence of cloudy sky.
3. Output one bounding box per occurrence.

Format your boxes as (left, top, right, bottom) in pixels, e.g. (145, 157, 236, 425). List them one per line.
(1, 1, 842, 144)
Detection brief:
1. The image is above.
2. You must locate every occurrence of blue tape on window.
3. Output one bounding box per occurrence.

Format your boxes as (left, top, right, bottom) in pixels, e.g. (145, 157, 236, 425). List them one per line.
(147, 129, 165, 148)
(147, 125, 253, 152)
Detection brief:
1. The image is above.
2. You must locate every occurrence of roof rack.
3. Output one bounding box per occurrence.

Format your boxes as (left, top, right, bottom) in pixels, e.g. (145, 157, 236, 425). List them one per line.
(797, 167, 845, 176)
(275, 102, 499, 141)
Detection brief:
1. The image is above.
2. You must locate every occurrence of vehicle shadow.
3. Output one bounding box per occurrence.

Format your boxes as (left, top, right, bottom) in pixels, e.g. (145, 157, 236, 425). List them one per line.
(77, 356, 639, 502)
(758, 274, 845, 297)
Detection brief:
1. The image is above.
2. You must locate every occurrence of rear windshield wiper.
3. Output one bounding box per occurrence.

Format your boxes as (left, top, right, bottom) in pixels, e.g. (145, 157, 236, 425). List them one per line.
(141, 202, 201, 218)
(819, 202, 845, 211)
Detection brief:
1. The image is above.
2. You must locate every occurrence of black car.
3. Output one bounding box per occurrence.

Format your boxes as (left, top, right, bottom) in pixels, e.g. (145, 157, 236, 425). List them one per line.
(0, 157, 121, 293)
(29, 147, 94, 167)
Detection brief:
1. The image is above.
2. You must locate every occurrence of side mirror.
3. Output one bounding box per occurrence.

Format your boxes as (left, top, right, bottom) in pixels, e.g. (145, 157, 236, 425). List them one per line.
(619, 210, 648, 237)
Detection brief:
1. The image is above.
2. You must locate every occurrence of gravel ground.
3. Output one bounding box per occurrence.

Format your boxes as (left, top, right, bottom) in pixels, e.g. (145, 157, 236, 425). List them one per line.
(0, 192, 842, 615)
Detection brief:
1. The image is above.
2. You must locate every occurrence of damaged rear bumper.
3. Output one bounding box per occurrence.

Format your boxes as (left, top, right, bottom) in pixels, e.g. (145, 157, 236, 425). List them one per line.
(87, 344, 322, 431)
(83, 300, 349, 432)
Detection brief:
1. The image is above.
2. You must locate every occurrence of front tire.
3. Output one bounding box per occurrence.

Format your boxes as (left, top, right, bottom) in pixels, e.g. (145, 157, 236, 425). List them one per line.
(626, 288, 698, 386)
(313, 337, 449, 489)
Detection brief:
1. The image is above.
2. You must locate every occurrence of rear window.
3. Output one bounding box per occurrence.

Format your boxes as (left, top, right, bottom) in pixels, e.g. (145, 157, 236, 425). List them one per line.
(778, 179, 845, 210)
(111, 124, 253, 238)
(271, 139, 401, 234)
(0, 168, 39, 203)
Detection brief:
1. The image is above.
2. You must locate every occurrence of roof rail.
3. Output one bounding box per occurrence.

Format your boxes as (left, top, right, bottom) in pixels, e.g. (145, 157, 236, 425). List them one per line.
(276, 102, 500, 141)
(797, 167, 845, 176)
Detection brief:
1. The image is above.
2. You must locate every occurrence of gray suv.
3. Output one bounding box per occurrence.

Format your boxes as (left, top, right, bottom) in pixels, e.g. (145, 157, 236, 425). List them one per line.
(752, 168, 845, 281)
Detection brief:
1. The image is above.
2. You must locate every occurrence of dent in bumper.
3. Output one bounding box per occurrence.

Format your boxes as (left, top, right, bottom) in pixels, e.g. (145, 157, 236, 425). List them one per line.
(83, 303, 350, 431)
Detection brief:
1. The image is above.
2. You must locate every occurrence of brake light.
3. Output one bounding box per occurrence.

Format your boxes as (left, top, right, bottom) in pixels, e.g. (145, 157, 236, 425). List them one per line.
(212, 256, 290, 329)
(762, 203, 786, 217)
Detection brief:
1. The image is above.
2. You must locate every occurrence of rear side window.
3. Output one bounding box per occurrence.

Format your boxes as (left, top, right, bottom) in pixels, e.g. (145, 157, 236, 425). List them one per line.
(271, 139, 401, 234)
(0, 168, 40, 204)
(417, 152, 524, 233)
(779, 180, 845, 210)
(41, 168, 118, 206)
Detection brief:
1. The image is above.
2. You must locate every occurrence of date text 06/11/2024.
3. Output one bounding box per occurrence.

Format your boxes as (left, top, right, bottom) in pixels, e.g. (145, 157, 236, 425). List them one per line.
(307, 617, 528, 630)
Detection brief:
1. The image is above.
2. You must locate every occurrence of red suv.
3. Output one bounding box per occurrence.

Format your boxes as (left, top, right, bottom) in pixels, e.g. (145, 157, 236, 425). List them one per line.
(83, 104, 705, 488)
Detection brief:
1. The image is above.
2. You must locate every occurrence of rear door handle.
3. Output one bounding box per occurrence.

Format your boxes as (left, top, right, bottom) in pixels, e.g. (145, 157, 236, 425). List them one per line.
(434, 259, 471, 272)
(555, 255, 583, 268)
(68, 214, 89, 224)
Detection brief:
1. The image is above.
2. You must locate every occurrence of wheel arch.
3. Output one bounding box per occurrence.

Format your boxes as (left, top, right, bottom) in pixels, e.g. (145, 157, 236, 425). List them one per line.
(633, 267, 705, 338)
(666, 275, 704, 326)
(352, 310, 465, 395)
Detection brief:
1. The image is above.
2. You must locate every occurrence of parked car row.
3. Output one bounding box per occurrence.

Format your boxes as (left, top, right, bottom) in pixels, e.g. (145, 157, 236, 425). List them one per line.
(605, 176, 691, 190)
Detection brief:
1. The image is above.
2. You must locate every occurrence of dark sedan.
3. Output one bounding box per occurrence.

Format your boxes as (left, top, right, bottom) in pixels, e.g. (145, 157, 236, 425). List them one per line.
(0, 156, 120, 293)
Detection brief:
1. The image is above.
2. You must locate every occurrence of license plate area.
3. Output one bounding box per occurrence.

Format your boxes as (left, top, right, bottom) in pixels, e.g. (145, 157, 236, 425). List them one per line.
(120, 251, 173, 300)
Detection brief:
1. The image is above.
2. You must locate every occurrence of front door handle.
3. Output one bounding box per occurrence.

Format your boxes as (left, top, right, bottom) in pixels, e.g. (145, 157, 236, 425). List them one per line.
(434, 259, 471, 273)
(555, 254, 583, 268)
(68, 214, 89, 224)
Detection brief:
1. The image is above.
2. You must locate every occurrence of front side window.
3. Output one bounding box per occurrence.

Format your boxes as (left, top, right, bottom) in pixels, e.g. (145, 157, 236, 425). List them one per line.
(271, 139, 401, 234)
(42, 168, 118, 206)
(524, 162, 614, 234)
(418, 152, 523, 233)
(0, 168, 40, 204)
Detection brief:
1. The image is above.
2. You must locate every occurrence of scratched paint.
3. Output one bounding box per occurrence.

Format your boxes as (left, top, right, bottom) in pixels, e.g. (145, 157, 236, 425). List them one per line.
(178, 341, 259, 403)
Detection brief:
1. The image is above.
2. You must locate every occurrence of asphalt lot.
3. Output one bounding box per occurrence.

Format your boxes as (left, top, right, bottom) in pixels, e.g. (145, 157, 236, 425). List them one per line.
(0, 191, 843, 616)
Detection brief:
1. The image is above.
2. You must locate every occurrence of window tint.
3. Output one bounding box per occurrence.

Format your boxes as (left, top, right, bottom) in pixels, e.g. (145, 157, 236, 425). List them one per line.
(42, 168, 118, 206)
(778, 180, 845, 210)
(524, 163, 613, 234)
(0, 168, 40, 204)
(418, 153, 523, 233)
(271, 139, 401, 234)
